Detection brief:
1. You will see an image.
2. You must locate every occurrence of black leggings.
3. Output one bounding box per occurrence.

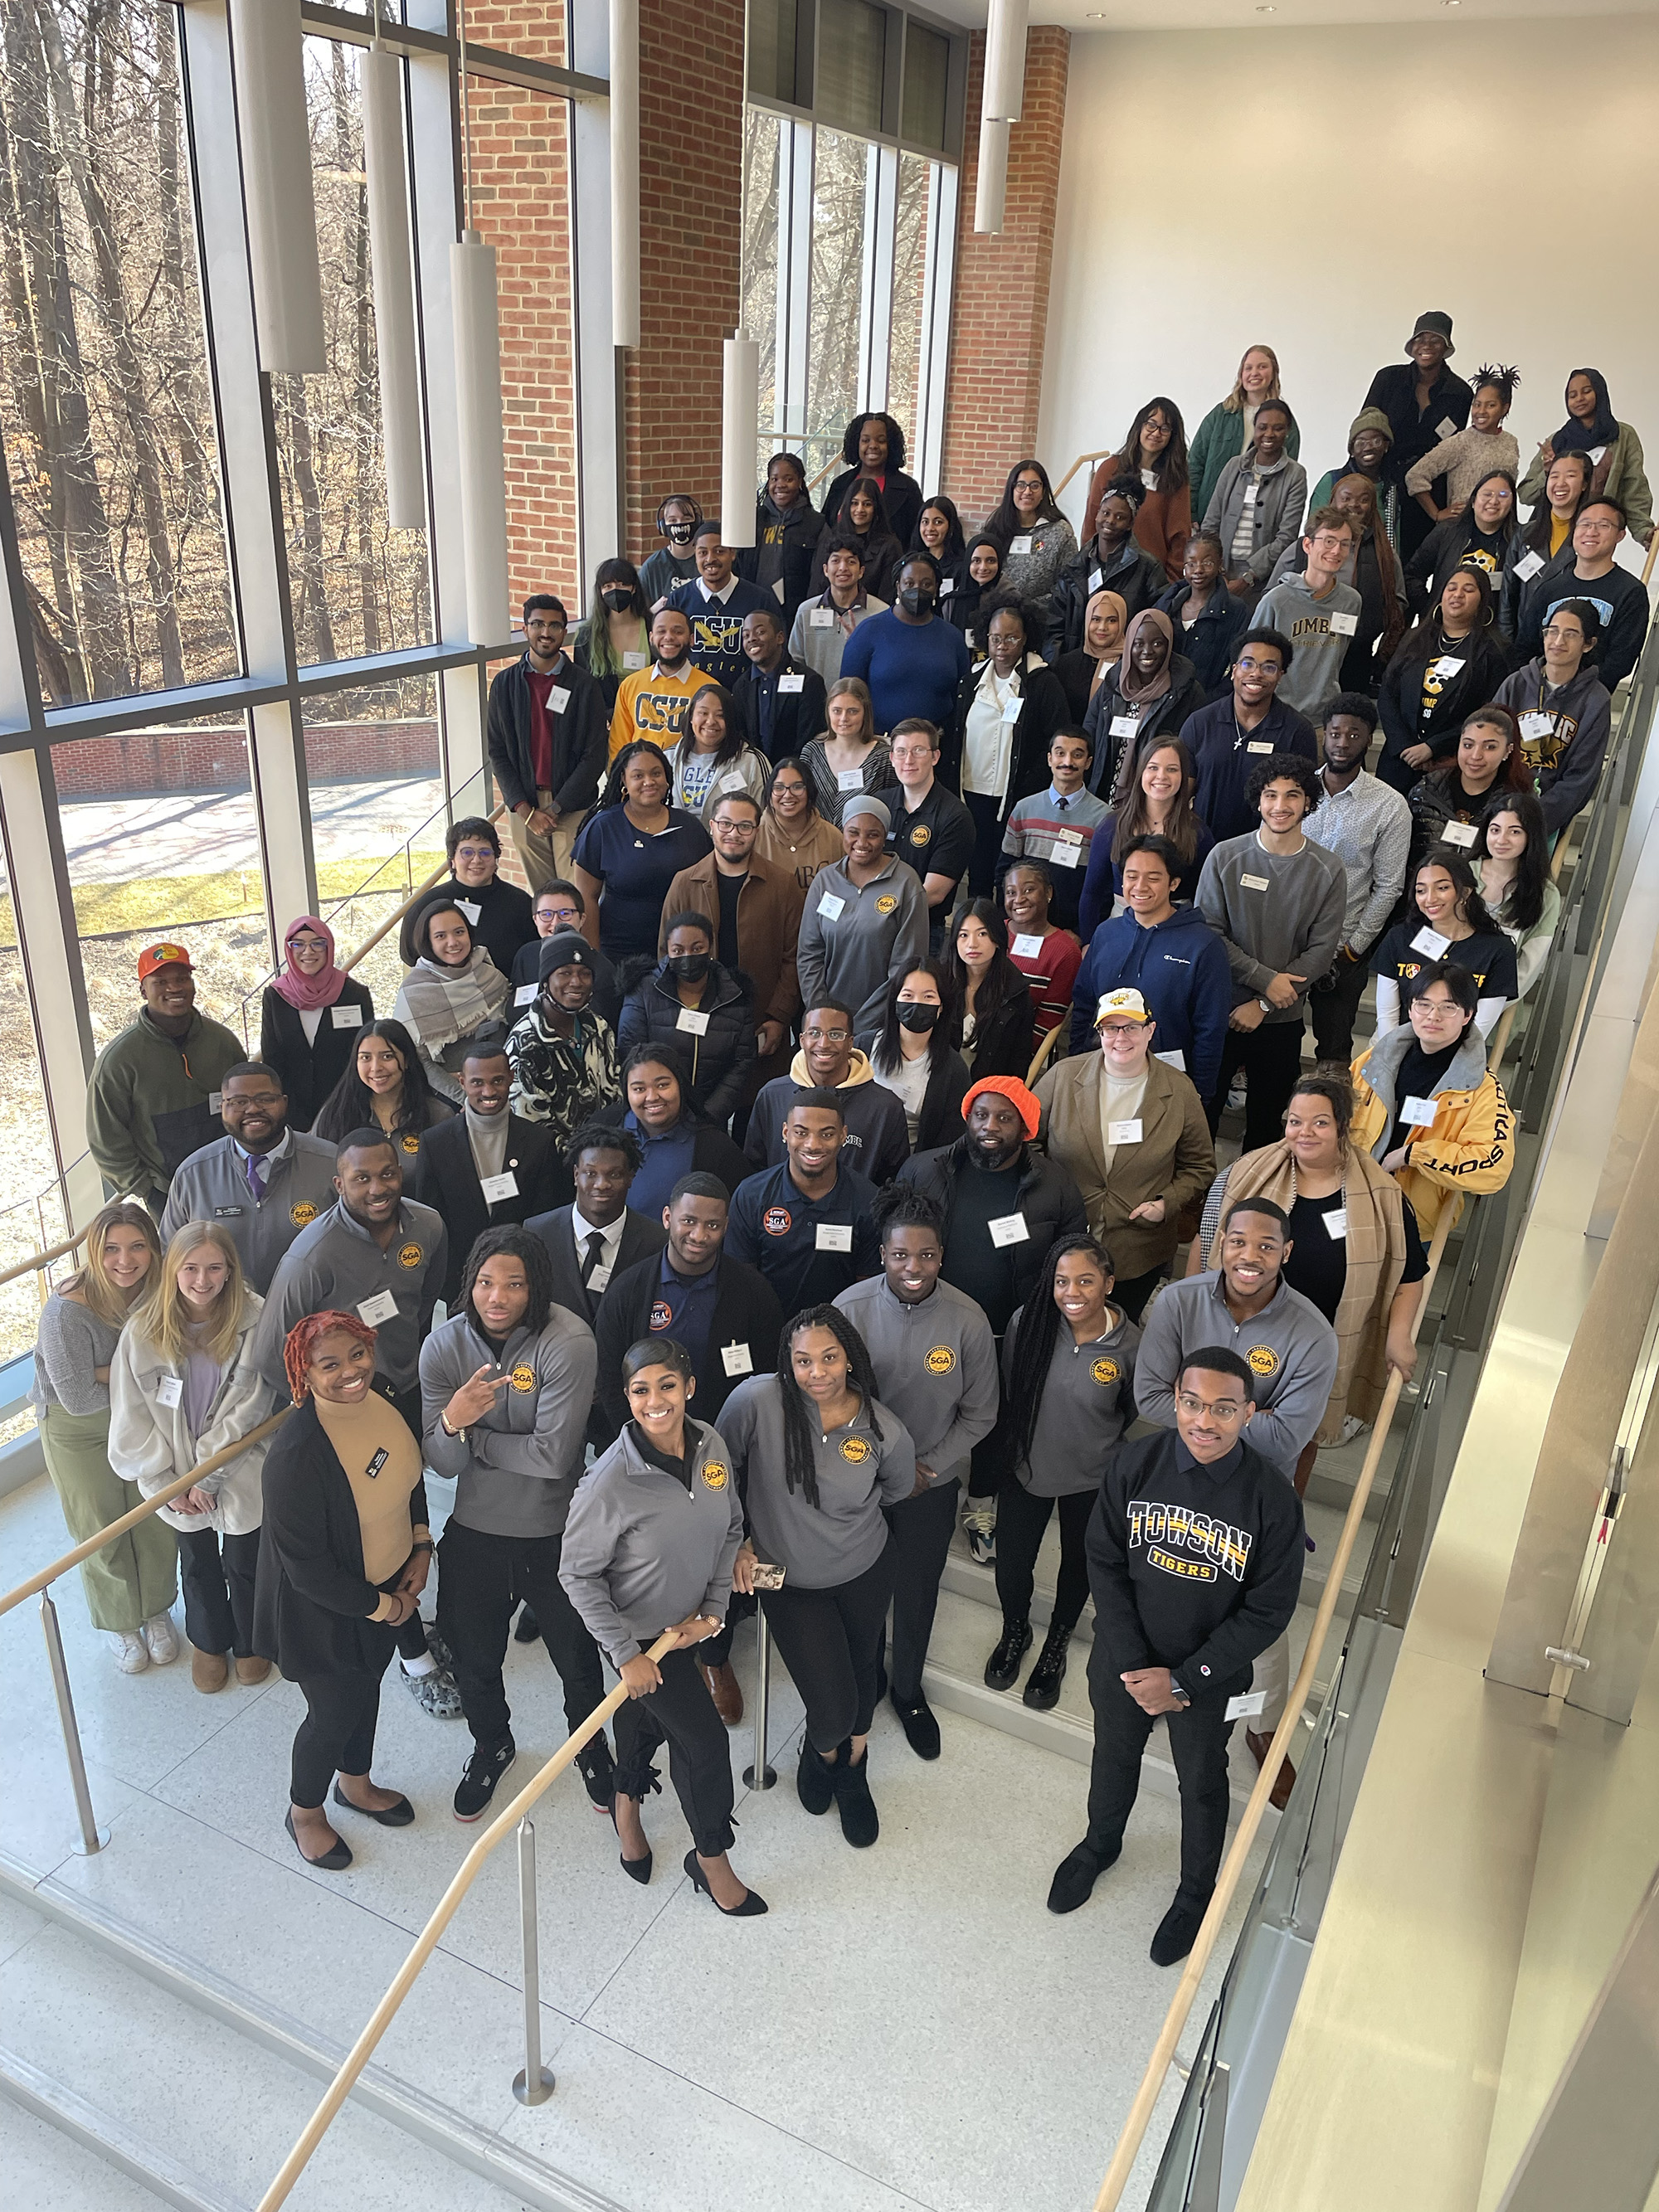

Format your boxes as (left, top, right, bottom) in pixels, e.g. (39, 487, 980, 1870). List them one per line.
(761, 1537, 898, 1754)
(994, 1480, 1094, 1633)
(291, 1667, 387, 1807)
(612, 1644, 736, 1856)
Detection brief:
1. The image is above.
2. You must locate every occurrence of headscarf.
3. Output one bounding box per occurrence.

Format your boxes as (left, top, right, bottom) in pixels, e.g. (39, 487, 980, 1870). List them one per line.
(284, 1309, 376, 1407)
(1551, 368, 1619, 455)
(1082, 587, 1128, 662)
(1114, 607, 1176, 704)
(954, 534, 1005, 631)
(961, 1075, 1039, 1141)
(272, 915, 346, 1012)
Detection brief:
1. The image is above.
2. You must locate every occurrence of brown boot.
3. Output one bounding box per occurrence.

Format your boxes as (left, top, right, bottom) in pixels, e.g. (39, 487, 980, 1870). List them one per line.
(191, 1647, 229, 1694)
(235, 1655, 272, 1686)
(1246, 1727, 1296, 1811)
(700, 1660, 744, 1725)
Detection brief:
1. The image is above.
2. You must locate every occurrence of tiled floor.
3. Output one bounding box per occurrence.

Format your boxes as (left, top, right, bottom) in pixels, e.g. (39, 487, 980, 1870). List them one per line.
(0, 1469, 1271, 2212)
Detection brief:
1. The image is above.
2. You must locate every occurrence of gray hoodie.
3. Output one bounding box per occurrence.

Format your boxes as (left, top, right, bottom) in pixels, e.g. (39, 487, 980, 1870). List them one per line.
(832, 1276, 1000, 1487)
(719, 1373, 917, 1589)
(419, 1307, 597, 1538)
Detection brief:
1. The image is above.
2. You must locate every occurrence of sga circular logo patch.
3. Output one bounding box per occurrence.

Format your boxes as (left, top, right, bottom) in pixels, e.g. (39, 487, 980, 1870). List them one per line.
(909, 824, 932, 848)
(762, 1205, 792, 1237)
(1092, 1356, 1121, 1387)
(510, 1364, 537, 1393)
(1247, 1344, 1280, 1378)
(701, 1460, 729, 1490)
(924, 1344, 956, 1375)
(874, 893, 898, 916)
(839, 1435, 873, 1465)
(289, 1201, 318, 1228)
(397, 1242, 423, 1269)
(649, 1300, 674, 1330)
(401, 1133, 420, 1155)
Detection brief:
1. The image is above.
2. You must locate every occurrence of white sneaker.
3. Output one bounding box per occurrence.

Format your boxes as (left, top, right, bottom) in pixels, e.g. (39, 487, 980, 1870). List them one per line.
(1337, 1414, 1368, 1446)
(109, 1631, 148, 1675)
(142, 1612, 180, 1665)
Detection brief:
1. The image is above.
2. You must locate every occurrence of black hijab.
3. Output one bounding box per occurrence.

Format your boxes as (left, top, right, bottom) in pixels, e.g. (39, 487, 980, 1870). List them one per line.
(1551, 368, 1620, 455)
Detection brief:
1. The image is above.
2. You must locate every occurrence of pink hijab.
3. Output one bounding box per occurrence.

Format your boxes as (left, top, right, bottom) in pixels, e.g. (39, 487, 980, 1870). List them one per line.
(271, 916, 347, 1011)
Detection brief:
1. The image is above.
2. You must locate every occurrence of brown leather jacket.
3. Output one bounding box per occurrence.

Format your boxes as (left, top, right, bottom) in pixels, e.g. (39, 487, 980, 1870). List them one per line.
(657, 852, 805, 1032)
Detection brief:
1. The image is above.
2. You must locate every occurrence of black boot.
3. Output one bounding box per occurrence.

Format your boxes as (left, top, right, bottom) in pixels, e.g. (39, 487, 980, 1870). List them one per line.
(796, 1735, 835, 1816)
(983, 1616, 1032, 1691)
(1023, 1622, 1071, 1710)
(830, 1739, 878, 1848)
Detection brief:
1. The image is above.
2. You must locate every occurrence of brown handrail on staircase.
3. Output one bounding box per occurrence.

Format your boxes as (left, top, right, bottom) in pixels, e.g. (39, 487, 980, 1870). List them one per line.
(338, 801, 508, 975)
(255, 1627, 683, 2212)
(1025, 1017, 1067, 1089)
(1088, 1202, 1456, 2211)
(0, 1225, 89, 1296)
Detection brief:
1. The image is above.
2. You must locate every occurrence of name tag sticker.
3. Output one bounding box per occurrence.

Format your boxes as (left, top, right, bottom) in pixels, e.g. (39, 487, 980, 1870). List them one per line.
(721, 1341, 754, 1378)
(817, 892, 845, 920)
(479, 1170, 519, 1203)
(1088, 567, 1104, 594)
(1011, 534, 1034, 556)
(548, 685, 571, 714)
(213, 1204, 245, 1218)
(1108, 1119, 1143, 1145)
(623, 649, 649, 668)
(988, 1212, 1030, 1248)
(331, 1004, 363, 1029)
(1246, 740, 1273, 754)
(940, 577, 956, 596)
(1001, 696, 1024, 724)
(713, 771, 746, 795)
(1514, 550, 1545, 581)
(1323, 1208, 1348, 1239)
(1411, 925, 1451, 957)
(676, 1008, 710, 1035)
(1012, 932, 1045, 958)
(778, 673, 805, 693)
(1436, 416, 1458, 439)
(815, 1223, 854, 1252)
(455, 899, 482, 924)
(1050, 840, 1081, 867)
(772, 577, 786, 603)
(1442, 821, 1477, 848)
(1110, 713, 1139, 738)
(1155, 1048, 1186, 1071)
(1329, 610, 1359, 637)
(809, 608, 835, 627)
(1400, 1094, 1439, 1128)
(587, 1263, 613, 1294)
(156, 1375, 183, 1410)
(836, 768, 864, 790)
(357, 1288, 400, 1326)
(1225, 1689, 1267, 1722)
(1433, 655, 1466, 677)
(208, 1092, 222, 1114)
(1520, 710, 1555, 741)
(515, 983, 538, 1005)
(1241, 873, 1270, 891)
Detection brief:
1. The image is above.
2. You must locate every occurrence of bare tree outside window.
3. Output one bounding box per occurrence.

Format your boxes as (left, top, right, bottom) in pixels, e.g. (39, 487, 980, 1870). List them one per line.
(804, 128, 870, 492)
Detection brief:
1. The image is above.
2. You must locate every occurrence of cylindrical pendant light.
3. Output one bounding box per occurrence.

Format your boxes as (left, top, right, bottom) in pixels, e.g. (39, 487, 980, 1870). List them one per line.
(610, 0, 640, 348)
(228, 0, 325, 373)
(721, 336, 761, 549)
(362, 43, 424, 529)
(450, 233, 510, 646)
(982, 0, 1029, 123)
(975, 117, 1010, 236)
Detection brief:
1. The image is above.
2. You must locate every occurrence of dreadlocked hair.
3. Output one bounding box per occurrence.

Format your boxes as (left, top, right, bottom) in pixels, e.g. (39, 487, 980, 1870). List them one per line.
(870, 1184, 946, 1244)
(775, 1305, 885, 1509)
(1007, 1237, 1117, 1472)
(284, 1309, 377, 1407)
(458, 1226, 554, 1339)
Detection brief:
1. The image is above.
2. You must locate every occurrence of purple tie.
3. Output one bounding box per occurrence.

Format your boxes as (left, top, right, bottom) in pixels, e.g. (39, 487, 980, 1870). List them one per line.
(246, 1153, 266, 1202)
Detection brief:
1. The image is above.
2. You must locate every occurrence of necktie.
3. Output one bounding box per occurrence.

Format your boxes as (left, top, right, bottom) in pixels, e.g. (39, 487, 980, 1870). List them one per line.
(246, 1153, 266, 1202)
(1056, 795, 1068, 812)
(581, 1230, 606, 1311)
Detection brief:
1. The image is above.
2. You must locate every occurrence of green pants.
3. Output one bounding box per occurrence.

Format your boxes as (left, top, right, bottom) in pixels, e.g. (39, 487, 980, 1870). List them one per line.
(40, 1404, 178, 1635)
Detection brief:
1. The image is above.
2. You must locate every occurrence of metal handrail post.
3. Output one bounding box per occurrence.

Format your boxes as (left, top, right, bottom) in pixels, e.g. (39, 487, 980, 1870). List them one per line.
(742, 1608, 777, 1790)
(41, 1591, 107, 1856)
(510, 1818, 554, 2107)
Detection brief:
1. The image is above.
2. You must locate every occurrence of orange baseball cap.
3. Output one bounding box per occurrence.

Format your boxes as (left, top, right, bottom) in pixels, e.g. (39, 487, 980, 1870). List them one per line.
(137, 944, 193, 981)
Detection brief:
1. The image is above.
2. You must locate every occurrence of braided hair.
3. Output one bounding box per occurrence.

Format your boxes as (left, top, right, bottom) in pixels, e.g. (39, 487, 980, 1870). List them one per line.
(458, 1226, 554, 1339)
(870, 1184, 946, 1244)
(774, 1305, 885, 1508)
(1006, 1237, 1117, 1471)
(284, 1309, 377, 1407)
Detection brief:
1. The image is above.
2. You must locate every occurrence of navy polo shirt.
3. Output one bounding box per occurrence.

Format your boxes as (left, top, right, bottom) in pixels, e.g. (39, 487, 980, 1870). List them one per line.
(645, 1248, 721, 1377)
(726, 1159, 880, 1314)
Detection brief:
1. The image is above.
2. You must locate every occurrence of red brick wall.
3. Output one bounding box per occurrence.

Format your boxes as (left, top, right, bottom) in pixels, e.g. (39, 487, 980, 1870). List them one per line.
(941, 27, 1071, 528)
(48, 724, 440, 799)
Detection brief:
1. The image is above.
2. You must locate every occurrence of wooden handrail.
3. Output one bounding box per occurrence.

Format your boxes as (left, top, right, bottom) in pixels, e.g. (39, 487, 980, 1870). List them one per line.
(1089, 1202, 1456, 2210)
(1053, 449, 1112, 501)
(1025, 1018, 1066, 1089)
(257, 1626, 682, 2212)
(0, 1407, 290, 1620)
(1642, 530, 1659, 588)
(0, 1224, 89, 1296)
(338, 800, 507, 975)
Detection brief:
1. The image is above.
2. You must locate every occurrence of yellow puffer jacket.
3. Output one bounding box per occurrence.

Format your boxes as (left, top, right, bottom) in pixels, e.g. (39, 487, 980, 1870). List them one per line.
(1350, 1023, 1515, 1239)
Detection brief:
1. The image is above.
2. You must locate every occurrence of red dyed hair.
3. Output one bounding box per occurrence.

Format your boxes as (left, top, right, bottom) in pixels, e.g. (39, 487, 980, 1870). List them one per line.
(284, 1310, 377, 1406)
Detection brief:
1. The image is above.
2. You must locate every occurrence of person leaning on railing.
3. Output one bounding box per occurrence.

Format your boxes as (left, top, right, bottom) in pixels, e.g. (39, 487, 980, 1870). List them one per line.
(32, 1201, 177, 1676)
(254, 1310, 428, 1873)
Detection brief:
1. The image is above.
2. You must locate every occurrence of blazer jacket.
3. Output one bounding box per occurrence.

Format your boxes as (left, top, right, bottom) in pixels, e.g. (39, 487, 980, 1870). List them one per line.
(592, 1250, 786, 1445)
(413, 1111, 568, 1303)
(1033, 1049, 1215, 1280)
(524, 1201, 669, 1328)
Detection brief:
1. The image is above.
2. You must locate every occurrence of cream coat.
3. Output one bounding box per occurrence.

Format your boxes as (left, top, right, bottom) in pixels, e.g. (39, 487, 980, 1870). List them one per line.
(108, 1295, 275, 1536)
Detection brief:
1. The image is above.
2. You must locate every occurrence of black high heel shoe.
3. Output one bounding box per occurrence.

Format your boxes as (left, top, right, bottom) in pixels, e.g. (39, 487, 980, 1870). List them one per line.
(609, 1791, 653, 1884)
(683, 1849, 767, 1917)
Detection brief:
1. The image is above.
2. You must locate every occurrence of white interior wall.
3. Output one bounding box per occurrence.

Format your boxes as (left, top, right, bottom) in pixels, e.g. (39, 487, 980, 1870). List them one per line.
(1039, 14, 1659, 572)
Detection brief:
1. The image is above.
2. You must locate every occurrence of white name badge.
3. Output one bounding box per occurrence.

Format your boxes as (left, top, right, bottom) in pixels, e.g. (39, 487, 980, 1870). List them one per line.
(1241, 873, 1270, 892)
(1088, 567, 1104, 594)
(676, 1007, 710, 1035)
(1002, 696, 1024, 725)
(1225, 1689, 1267, 1722)
(1107, 1119, 1143, 1145)
(326, 1004, 363, 1034)
(156, 1374, 183, 1410)
(479, 1169, 519, 1203)
(1110, 714, 1139, 738)
(1410, 925, 1451, 957)
(1011, 535, 1034, 556)
(988, 1212, 1030, 1247)
(548, 685, 571, 714)
(817, 892, 845, 920)
(587, 1263, 613, 1295)
(357, 1288, 400, 1325)
(1155, 1048, 1186, 1071)
(815, 1222, 854, 1252)
(778, 673, 805, 693)
(623, 650, 649, 669)
(1441, 821, 1477, 848)
(1323, 1208, 1347, 1239)
(455, 899, 482, 923)
(963, 630, 975, 649)
(1247, 740, 1273, 753)
(718, 771, 747, 792)
(208, 1091, 222, 1114)
(1329, 610, 1360, 637)
(721, 1341, 755, 1378)
(836, 768, 864, 790)
(1436, 416, 1458, 439)
(1433, 656, 1466, 677)
(1520, 710, 1556, 741)
(809, 608, 835, 627)
(1400, 1095, 1439, 1127)
(772, 577, 786, 603)
(1012, 933, 1045, 958)
(514, 983, 538, 1006)
(940, 577, 956, 597)
(1051, 838, 1082, 868)
(1513, 550, 1545, 582)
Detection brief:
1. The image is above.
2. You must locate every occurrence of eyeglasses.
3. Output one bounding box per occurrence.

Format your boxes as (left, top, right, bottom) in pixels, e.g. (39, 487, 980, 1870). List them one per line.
(802, 1026, 849, 1044)
(1175, 1393, 1248, 1421)
(454, 844, 496, 863)
(1542, 625, 1584, 641)
(225, 1091, 283, 1109)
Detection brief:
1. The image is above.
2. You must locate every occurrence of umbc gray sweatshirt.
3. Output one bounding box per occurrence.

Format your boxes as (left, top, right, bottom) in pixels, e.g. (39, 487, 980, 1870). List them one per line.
(719, 1373, 917, 1588)
(1195, 830, 1348, 1020)
(419, 1307, 597, 1538)
(832, 1276, 1000, 1486)
(559, 1419, 744, 1668)
(1002, 1303, 1140, 1498)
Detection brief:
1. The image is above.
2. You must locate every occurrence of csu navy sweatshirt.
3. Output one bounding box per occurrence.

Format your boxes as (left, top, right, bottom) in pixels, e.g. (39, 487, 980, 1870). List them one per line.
(1086, 1427, 1304, 1704)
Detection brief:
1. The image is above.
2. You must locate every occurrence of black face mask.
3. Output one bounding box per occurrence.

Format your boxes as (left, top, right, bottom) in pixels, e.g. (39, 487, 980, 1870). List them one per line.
(898, 587, 934, 618)
(669, 952, 711, 983)
(602, 588, 635, 612)
(664, 520, 696, 547)
(898, 1002, 941, 1034)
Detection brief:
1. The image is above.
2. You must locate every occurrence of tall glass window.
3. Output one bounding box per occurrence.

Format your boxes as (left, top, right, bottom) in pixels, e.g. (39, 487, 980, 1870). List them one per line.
(805, 129, 871, 487)
(743, 111, 783, 487)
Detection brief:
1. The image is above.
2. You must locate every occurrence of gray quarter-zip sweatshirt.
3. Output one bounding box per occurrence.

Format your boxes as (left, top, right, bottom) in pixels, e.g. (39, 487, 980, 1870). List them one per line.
(254, 1198, 447, 1394)
(1003, 1303, 1140, 1498)
(794, 853, 929, 1036)
(1195, 831, 1348, 1019)
(1134, 1271, 1338, 1478)
(832, 1276, 1000, 1486)
(419, 1307, 597, 1538)
(161, 1132, 340, 1294)
(559, 1420, 743, 1667)
(720, 1373, 916, 1588)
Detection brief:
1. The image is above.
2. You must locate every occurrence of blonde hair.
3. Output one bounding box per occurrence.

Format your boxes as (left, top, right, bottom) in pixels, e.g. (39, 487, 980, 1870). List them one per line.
(824, 677, 875, 742)
(134, 1222, 250, 1369)
(59, 1202, 162, 1330)
(1222, 344, 1283, 416)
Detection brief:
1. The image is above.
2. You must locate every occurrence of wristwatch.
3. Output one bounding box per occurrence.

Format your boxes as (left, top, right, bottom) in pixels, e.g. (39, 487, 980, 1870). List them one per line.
(1258, 998, 1272, 1014)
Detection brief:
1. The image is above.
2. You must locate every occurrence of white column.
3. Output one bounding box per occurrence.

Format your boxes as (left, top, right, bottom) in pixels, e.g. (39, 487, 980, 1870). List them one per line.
(857, 143, 898, 416)
(572, 0, 619, 593)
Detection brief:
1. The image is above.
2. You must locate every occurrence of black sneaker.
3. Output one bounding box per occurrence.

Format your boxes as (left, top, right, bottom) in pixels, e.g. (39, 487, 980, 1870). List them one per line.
(576, 1736, 616, 1813)
(891, 1690, 941, 1760)
(453, 1736, 516, 1823)
(1023, 1623, 1071, 1710)
(983, 1617, 1032, 1691)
